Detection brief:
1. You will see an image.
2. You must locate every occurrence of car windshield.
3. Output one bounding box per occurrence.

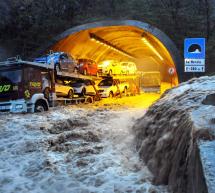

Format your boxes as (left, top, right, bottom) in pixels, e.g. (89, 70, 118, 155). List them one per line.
(98, 79, 113, 86)
(70, 79, 84, 86)
(0, 69, 22, 84)
(71, 82, 83, 87)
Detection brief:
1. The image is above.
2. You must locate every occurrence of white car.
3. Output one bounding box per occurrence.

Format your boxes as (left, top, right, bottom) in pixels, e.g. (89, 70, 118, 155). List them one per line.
(55, 79, 74, 98)
(69, 79, 97, 96)
(98, 60, 122, 75)
(41, 76, 74, 99)
(98, 78, 129, 98)
(120, 62, 137, 74)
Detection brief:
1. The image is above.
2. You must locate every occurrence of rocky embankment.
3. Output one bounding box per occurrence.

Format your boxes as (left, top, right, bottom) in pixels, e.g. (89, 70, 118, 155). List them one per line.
(133, 76, 215, 193)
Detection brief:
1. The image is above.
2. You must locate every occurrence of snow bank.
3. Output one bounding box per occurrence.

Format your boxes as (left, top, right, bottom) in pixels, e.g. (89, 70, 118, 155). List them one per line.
(133, 76, 215, 193)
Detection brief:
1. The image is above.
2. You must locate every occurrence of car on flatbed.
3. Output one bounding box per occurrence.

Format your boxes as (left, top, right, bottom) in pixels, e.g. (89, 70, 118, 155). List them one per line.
(97, 78, 129, 98)
(98, 60, 122, 76)
(34, 52, 77, 73)
(68, 79, 97, 97)
(55, 78, 74, 98)
(120, 61, 137, 75)
(76, 58, 98, 76)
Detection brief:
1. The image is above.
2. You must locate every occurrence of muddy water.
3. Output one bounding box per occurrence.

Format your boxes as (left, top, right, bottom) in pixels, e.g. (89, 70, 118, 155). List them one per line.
(0, 107, 169, 193)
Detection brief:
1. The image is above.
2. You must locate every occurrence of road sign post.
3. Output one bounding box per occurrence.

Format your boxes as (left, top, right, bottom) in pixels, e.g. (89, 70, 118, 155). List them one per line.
(184, 38, 205, 73)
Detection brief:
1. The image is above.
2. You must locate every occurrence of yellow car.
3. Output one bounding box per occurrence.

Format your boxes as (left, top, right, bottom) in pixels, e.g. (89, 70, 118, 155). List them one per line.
(55, 78, 74, 98)
(98, 60, 122, 76)
(120, 62, 137, 74)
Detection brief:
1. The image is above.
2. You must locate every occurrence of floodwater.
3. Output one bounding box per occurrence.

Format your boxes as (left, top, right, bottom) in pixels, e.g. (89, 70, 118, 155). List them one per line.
(0, 106, 169, 193)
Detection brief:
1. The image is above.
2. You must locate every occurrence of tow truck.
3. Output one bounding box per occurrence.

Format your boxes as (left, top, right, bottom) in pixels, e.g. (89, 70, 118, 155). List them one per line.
(0, 57, 98, 113)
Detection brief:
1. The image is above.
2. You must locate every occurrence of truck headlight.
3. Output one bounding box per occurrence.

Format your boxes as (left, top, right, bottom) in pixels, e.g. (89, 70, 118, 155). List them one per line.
(15, 104, 23, 110)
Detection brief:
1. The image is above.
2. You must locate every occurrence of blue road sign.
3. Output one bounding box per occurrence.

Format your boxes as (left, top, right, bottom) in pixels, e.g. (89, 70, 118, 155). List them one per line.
(184, 38, 205, 59)
(184, 38, 205, 72)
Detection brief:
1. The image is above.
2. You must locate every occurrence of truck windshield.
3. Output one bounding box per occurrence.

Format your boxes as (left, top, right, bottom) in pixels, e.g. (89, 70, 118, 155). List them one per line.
(0, 70, 22, 84)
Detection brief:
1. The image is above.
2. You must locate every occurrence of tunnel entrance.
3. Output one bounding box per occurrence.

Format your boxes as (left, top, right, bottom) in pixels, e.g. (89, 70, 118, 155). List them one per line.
(50, 20, 182, 83)
(45, 20, 183, 108)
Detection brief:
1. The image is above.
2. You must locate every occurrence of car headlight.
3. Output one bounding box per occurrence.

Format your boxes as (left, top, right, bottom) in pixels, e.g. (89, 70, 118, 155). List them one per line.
(15, 104, 23, 110)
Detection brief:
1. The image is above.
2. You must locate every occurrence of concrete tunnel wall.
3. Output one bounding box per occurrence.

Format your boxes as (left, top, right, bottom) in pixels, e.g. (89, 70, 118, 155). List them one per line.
(46, 20, 183, 84)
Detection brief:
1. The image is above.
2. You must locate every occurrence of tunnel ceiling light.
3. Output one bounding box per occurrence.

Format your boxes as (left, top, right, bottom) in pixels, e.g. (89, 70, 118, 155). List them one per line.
(142, 37, 164, 61)
(89, 33, 135, 59)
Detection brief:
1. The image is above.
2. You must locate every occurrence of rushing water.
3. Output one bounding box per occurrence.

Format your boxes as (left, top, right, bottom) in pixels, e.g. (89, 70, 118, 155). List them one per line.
(0, 107, 169, 193)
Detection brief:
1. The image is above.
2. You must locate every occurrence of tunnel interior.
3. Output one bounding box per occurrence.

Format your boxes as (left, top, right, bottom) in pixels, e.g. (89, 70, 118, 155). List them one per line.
(51, 25, 179, 85)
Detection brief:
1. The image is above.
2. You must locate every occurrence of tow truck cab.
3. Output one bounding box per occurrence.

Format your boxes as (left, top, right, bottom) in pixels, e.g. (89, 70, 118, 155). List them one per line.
(0, 63, 51, 113)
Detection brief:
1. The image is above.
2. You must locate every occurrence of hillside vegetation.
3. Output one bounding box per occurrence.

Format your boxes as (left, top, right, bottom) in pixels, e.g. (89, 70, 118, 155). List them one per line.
(0, 0, 214, 72)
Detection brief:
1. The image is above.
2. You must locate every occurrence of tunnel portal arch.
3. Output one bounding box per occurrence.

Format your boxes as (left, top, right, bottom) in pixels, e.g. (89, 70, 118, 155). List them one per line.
(50, 20, 183, 84)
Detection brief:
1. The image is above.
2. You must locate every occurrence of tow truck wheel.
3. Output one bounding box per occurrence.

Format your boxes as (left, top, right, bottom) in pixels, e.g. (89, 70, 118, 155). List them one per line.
(68, 89, 74, 99)
(35, 101, 47, 113)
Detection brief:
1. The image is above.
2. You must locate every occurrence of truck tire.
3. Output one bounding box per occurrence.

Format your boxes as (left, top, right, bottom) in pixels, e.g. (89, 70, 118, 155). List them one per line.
(34, 100, 48, 113)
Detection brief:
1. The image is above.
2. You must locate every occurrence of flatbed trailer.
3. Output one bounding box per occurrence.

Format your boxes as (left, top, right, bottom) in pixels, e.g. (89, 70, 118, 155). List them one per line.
(55, 96, 94, 105)
(0, 58, 55, 70)
(0, 58, 96, 113)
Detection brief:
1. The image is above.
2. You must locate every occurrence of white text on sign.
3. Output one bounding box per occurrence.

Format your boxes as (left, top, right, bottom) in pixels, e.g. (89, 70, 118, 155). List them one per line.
(184, 66, 205, 72)
(185, 59, 205, 66)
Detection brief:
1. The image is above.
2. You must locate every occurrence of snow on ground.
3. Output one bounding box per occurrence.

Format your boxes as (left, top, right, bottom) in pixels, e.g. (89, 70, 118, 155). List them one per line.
(0, 106, 169, 193)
